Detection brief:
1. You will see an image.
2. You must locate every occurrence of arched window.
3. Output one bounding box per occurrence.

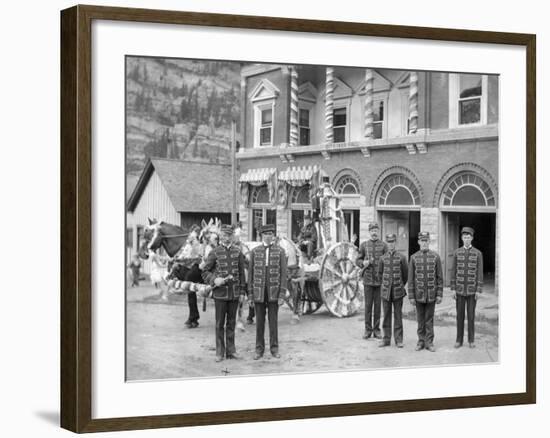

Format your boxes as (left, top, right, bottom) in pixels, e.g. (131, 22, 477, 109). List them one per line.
(441, 172, 495, 207)
(291, 185, 311, 204)
(377, 174, 420, 206)
(251, 185, 269, 204)
(335, 175, 360, 195)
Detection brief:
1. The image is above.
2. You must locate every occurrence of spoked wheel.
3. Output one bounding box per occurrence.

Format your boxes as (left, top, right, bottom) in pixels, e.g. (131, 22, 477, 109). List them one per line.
(319, 242, 364, 317)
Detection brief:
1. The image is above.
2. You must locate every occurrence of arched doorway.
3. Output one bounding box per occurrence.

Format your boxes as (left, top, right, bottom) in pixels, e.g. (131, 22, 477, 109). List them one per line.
(375, 172, 422, 257)
(289, 185, 312, 242)
(439, 170, 497, 287)
(334, 173, 361, 246)
(250, 185, 276, 242)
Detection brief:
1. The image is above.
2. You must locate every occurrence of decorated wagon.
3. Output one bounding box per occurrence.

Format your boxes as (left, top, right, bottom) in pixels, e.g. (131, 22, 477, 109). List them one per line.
(240, 172, 365, 319)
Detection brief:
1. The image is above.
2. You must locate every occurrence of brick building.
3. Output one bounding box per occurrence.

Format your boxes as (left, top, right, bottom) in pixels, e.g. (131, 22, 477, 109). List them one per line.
(236, 64, 498, 287)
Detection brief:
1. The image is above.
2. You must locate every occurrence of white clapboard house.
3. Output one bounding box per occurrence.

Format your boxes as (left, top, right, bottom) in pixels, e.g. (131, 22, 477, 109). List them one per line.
(126, 158, 232, 274)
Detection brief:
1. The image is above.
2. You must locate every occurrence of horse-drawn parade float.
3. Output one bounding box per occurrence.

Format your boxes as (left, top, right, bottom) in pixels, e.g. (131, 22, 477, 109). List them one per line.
(138, 174, 365, 325)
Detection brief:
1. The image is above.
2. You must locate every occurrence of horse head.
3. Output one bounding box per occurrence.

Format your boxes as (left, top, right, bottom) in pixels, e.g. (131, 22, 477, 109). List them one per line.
(138, 218, 164, 259)
(198, 218, 221, 244)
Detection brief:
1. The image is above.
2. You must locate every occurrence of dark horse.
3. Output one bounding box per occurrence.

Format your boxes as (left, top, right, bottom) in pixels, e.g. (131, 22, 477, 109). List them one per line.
(139, 218, 204, 328)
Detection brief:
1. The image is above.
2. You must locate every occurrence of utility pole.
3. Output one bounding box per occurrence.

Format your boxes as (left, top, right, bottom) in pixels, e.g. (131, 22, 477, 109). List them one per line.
(231, 121, 237, 226)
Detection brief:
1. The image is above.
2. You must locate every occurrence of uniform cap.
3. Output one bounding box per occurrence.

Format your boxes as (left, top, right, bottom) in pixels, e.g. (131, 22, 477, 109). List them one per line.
(220, 224, 234, 234)
(385, 233, 397, 242)
(418, 231, 430, 241)
(368, 222, 380, 231)
(461, 226, 474, 236)
(260, 223, 276, 234)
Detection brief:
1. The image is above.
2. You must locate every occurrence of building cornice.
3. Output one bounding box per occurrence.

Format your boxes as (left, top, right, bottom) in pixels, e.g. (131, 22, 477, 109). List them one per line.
(236, 125, 498, 161)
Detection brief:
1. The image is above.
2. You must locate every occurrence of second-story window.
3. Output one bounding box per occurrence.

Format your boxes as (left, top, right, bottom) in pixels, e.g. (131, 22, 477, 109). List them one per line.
(449, 73, 487, 128)
(373, 100, 384, 139)
(458, 74, 482, 125)
(333, 107, 347, 142)
(260, 108, 273, 146)
(299, 109, 310, 145)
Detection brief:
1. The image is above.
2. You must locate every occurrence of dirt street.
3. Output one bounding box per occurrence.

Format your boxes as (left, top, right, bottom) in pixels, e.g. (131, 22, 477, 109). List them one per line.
(126, 284, 498, 381)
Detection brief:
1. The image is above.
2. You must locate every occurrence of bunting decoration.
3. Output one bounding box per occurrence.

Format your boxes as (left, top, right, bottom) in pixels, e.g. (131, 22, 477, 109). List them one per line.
(267, 169, 278, 207)
(239, 182, 250, 208)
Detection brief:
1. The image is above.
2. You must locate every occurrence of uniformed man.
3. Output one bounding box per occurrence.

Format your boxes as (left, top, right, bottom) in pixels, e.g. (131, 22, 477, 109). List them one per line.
(356, 222, 388, 339)
(377, 233, 408, 348)
(201, 224, 246, 362)
(451, 227, 483, 348)
(408, 232, 444, 352)
(248, 224, 288, 360)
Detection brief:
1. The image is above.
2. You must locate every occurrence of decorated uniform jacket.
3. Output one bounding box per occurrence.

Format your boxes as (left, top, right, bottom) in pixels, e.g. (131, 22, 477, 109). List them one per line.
(450, 246, 483, 296)
(378, 250, 408, 300)
(201, 243, 246, 301)
(248, 243, 288, 303)
(407, 249, 444, 303)
(356, 239, 388, 286)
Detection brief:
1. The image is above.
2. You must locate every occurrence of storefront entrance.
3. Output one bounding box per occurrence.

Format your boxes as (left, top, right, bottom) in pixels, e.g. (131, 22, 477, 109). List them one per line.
(343, 209, 360, 246)
(379, 210, 420, 258)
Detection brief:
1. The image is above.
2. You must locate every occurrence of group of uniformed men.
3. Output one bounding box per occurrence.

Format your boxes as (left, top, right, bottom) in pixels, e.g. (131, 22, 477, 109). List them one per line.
(201, 223, 286, 362)
(200, 220, 484, 362)
(358, 222, 483, 352)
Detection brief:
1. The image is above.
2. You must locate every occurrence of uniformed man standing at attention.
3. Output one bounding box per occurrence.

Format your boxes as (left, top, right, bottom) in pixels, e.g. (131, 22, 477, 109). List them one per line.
(248, 224, 287, 360)
(377, 233, 408, 348)
(408, 232, 444, 352)
(356, 222, 388, 339)
(451, 227, 483, 348)
(201, 224, 246, 362)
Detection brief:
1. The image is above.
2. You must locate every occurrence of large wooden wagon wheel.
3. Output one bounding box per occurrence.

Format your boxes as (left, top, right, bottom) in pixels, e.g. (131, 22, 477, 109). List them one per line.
(319, 242, 364, 317)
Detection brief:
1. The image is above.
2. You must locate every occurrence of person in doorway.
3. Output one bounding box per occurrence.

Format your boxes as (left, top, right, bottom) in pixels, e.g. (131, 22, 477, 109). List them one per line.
(378, 234, 408, 348)
(408, 232, 444, 352)
(248, 224, 288, 360)
(356, 222, 388, 339)
(201, 224, 247, 362)
(451, 227, 483, 348)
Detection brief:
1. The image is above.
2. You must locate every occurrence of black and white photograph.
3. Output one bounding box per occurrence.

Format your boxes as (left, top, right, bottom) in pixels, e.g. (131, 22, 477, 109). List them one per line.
(125, 57, 499, 380)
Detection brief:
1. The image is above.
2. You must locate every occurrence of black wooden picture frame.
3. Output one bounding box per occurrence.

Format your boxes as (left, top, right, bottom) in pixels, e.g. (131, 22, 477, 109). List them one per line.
(60, 4, 536, 433)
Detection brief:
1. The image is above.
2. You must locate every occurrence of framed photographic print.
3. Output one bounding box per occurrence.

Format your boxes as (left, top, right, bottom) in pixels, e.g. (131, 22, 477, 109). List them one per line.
(60, 4, 536, 433)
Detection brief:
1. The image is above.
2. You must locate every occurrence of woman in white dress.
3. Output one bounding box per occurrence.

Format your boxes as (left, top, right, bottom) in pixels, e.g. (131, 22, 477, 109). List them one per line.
(149, 250, 166, 289)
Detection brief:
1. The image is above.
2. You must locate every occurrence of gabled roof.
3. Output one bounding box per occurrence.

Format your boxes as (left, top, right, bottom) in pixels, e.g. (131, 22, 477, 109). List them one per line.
(127, 158, 232, 213)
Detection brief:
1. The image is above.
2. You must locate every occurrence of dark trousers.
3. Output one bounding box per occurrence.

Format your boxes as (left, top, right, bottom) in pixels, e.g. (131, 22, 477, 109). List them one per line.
(382, 291, 403, 344)
(456, 294, 477, 344)
(416, 301, 436, 346)
(187, 292, 200, 323)
(247, 303, 255, 321)
(214, 299, 239, 358)
(364, 285, 381, 335)
(255, 301, 279, 354)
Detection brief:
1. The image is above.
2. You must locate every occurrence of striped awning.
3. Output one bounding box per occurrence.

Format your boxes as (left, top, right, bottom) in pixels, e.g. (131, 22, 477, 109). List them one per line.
(278, 165, 320, 183)
(238, 167, 276, 184)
